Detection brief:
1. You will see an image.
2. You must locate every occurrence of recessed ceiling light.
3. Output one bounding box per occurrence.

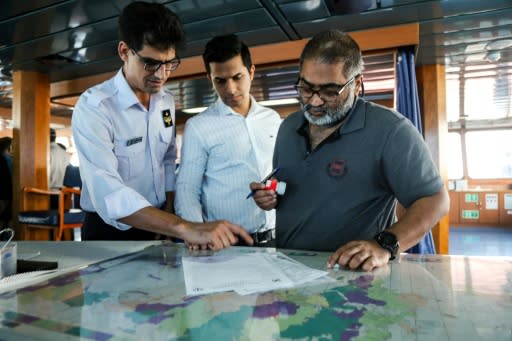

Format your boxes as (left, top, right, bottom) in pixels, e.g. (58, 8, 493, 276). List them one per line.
(259, 98, 299, 106)
(485, 51, 501, 62)
(486, 39, 512, 50)
(182, 107, 207, 114)
(0, 78, 12, 87)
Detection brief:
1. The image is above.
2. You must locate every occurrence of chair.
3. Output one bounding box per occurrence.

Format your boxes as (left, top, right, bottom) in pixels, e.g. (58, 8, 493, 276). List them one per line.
(18, 166, 85, 241)
(63, 165, 82, 188)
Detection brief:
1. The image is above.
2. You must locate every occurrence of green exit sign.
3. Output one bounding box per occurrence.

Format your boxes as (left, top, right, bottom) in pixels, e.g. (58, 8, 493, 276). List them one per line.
(464, 193, 479, 203)
(462, 210, 479, 219)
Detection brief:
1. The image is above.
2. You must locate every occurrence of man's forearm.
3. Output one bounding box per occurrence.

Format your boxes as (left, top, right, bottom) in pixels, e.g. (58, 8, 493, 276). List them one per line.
(389, 187, 450, 252)
(118, 206, 189, 239)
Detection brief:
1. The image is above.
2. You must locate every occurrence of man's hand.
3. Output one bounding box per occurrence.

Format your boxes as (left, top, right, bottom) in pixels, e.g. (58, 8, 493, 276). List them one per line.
(327, 240, 392, 272)
(249, 181, 277, 210)
(184, 220, 254, 251)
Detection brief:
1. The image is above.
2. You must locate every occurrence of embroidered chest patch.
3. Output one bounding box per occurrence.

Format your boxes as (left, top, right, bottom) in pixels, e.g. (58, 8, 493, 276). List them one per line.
(327, 159, 347, 177)
(161, 109, 173, 127)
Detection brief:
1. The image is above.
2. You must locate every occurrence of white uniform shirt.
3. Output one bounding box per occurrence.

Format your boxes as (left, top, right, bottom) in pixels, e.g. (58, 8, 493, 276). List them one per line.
(175, 97, 282, 233)
(72, 69, 177, 230)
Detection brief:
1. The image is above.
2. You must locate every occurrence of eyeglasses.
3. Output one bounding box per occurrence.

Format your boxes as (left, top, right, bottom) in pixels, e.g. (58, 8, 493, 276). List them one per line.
(131, 49, 180, 72)
(295, 76, 358, 103)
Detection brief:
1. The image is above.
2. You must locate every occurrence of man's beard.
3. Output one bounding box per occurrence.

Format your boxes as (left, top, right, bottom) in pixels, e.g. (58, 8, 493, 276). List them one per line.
(303, 91, 355, 127)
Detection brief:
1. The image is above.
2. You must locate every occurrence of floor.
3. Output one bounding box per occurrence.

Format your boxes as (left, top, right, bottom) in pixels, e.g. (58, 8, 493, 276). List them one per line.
(449, 226, 512, 256)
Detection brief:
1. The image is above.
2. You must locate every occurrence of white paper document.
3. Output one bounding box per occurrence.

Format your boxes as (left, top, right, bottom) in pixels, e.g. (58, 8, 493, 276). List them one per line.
(182, 252, 328, 296)
(271, 252, 330, 285)
(235, 253, 331, 296)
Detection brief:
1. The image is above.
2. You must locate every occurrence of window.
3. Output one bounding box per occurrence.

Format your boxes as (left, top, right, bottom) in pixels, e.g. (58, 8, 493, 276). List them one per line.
(465, 130, 512, 179)
(446, 68, 512, 181)
(447, 132, 463, 179)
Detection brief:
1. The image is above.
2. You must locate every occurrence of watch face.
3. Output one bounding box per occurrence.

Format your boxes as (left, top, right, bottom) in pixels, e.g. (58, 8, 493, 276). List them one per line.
(380, 232, 397, 245)
(375, 231, 399, 258)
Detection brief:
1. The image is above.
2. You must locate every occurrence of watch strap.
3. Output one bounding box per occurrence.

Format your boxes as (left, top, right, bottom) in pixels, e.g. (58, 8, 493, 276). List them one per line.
(374, 231, 399, 260)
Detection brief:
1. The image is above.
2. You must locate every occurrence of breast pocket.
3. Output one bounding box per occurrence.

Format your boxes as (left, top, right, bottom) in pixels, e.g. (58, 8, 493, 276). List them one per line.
(157, 129, 175, 162)
(114, 139, 145, 180)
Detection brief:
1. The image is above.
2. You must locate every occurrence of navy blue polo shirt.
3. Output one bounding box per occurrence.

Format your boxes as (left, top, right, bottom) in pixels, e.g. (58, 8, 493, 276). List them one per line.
(273, 98, 443, 252)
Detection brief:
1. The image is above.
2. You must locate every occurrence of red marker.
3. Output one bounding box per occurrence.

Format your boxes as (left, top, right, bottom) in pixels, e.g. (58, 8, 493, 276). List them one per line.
(264, 179, 286, 195)
(246, 167, 281, 199)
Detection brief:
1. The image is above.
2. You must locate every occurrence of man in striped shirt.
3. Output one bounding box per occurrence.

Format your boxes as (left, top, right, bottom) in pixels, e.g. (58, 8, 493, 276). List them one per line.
(175, 34, 282, 247)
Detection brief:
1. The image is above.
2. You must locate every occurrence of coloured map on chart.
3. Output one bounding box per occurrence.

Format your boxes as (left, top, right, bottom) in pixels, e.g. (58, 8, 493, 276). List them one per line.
(0, 246, 511, 340)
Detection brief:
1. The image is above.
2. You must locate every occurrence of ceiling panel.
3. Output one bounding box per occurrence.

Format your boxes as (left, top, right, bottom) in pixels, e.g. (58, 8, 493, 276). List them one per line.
(277, 1, 331, 22)
(183, 26, 290, 59)
(0, 0, 509, 122)
(0, 20, 119, 69)
(418, 8, 512, 66)
(184, 8, 278, 42)
(169, 0, 261, 23)
(0, 0, 121, 46)
(0, 0, 65, 21)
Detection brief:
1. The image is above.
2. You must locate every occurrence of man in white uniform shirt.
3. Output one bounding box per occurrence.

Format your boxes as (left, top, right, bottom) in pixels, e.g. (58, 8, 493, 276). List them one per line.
(175, 34, 282, 247)
(72, 2, 251, 248)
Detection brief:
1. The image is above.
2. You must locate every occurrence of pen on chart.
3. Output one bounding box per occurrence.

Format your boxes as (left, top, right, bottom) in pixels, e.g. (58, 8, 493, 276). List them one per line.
(246, 167, 280, 199)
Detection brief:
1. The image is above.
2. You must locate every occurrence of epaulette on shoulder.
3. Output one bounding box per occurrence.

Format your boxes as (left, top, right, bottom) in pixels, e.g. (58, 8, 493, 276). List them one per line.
(85, 81, 117, 107)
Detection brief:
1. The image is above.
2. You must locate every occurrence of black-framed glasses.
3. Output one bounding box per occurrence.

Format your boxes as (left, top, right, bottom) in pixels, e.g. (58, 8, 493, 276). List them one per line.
(131, 49, 180, 72)
(294, 76, 358, 103)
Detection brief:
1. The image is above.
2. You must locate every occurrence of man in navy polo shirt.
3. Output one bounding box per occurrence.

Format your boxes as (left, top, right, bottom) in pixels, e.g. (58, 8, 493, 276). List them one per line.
(250, 30, 449, 271)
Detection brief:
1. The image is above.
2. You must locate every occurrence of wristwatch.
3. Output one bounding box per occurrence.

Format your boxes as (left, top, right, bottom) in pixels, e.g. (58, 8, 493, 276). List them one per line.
(374, 231, 399, 260)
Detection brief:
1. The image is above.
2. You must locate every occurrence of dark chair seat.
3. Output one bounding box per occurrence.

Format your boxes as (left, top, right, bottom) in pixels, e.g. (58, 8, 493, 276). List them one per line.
(19, 186, 84, 240)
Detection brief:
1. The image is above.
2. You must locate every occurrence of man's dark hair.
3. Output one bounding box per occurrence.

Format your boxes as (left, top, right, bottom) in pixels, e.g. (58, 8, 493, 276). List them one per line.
(50, 128, 56, 143)
(300, 30, 363, 79)
(119, 1, 185, 52)
(202, 34, 252, 75)
(0, 137, 11, 153)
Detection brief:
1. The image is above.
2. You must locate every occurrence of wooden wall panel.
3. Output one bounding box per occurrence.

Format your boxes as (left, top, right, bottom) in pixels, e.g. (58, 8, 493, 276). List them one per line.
(500, 192, 512, 225)
(416, 64, 450, 254)
(449, 191, 459, 225)
(12, 71, 51, 240)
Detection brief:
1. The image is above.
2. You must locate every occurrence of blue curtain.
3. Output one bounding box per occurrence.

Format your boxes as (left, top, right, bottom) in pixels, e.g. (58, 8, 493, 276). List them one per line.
(396, 47, 436, 254)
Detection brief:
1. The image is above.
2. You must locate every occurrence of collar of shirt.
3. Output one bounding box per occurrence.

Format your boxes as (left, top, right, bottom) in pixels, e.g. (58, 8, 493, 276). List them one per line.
(213, 96, 263, 118)
(113, 69, 166, 111)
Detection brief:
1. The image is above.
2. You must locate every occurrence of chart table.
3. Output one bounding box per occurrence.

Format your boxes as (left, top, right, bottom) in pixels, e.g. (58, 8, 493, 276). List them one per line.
(0, 242, 511, 340)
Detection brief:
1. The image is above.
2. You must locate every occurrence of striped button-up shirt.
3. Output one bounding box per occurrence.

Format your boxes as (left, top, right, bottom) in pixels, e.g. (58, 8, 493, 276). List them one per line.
(175, 97, 281, 233)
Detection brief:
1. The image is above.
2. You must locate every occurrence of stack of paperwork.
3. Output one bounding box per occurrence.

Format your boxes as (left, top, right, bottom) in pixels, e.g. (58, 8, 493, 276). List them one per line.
(183, 251, 329, 296)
